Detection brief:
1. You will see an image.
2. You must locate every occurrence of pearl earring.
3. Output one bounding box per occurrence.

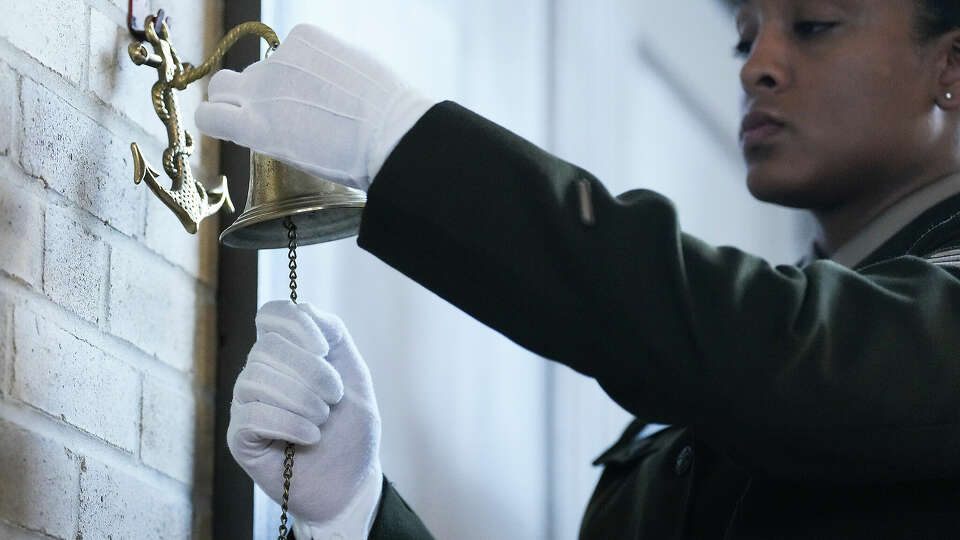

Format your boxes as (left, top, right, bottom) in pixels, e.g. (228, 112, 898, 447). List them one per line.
(948, 92, 954, 100)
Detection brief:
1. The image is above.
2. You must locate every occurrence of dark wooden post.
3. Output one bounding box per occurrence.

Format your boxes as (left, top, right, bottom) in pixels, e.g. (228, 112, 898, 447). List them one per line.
(214, 1, 261, 538)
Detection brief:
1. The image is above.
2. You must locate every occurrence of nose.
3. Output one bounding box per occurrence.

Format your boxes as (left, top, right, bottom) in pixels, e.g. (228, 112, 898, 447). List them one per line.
(739, 27, 791, 98)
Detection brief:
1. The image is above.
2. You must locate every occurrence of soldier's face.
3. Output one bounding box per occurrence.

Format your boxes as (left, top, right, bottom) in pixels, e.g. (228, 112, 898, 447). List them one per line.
(733, 0, 950, 210)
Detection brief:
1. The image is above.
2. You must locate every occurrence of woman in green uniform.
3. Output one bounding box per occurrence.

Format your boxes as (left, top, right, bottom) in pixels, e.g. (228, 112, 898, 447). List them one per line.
(201, 1, 960, 537)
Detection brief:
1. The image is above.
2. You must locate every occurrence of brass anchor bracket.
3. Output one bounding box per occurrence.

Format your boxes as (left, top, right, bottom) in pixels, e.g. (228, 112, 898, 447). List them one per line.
(128, 13, 280, 233)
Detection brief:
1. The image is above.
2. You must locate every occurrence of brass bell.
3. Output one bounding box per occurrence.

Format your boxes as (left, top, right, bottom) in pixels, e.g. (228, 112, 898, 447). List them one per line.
(219, 152, 367, 249)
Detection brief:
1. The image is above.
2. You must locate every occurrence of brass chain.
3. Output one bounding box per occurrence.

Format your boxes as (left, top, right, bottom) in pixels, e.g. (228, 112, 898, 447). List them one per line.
(278, 216, 298, 540)
(285, 216, 298, 303)
(278, 442, 296, 539)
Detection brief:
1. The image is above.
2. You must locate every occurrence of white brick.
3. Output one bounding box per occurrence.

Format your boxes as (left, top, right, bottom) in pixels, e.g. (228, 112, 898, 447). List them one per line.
(20, 78, 145, 237)
(43, 204, 108, 325)
(0, 62, 15, 156)
(141, 377, 213, 484)
(108, 243, 214, 373)
(145, 190, 219, 285)
(0, 0, 86, 85)
(0, 179, 43, 288)
(79, 457, 192, 540)
(12, 307, 140, 451)
(0, 418, 80, 539)
(89, 9, 168, 143)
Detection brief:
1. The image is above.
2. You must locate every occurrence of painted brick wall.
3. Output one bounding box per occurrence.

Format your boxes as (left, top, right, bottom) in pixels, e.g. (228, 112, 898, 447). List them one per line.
(0, 0, 223, 538)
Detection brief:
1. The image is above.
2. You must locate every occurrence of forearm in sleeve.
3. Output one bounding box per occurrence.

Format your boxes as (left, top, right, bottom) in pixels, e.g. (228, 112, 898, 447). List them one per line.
(358, 101, 960, 483)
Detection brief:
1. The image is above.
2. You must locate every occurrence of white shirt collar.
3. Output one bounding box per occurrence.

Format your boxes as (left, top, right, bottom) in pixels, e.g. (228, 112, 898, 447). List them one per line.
(823, 172, 960, 268)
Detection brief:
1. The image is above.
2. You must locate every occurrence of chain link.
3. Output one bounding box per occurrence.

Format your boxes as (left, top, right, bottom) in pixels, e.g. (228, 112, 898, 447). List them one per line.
(277, 441, 296, 539)
(279, 216, 298, 539)
(285, 216, 298, 304)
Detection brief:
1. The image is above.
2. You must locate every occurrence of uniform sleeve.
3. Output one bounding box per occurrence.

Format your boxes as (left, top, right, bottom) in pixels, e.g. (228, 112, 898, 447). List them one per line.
(357, 100, 960, 484)
(368, 478, 435, 540)
(289, 478, 433, 540)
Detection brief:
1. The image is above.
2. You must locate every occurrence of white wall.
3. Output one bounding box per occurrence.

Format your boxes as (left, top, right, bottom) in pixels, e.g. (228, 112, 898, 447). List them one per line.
(256, 1, 809, 539)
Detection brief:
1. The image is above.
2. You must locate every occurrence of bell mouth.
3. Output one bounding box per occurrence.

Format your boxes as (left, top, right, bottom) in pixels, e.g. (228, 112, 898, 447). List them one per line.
(219, 197, 365, 249)
(219, 152, 367, 249)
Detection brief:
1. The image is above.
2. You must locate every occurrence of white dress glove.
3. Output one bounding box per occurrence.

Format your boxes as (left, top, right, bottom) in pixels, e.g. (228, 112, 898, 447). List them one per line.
(228, 300, 383, 539)
(195, 23, 439, 191)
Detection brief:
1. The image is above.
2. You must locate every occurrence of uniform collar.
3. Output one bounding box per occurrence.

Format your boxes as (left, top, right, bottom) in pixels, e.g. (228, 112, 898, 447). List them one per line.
(805, 172, 960, 269)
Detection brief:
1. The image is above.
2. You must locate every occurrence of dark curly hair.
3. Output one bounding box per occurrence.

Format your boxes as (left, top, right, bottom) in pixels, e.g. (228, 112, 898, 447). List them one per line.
(916, 0, 960, 41)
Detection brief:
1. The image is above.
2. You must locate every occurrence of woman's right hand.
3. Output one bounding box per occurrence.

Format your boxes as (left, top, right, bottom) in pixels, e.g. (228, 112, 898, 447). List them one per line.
(227, 300, 384, 538)
(195, 23, 438, 191)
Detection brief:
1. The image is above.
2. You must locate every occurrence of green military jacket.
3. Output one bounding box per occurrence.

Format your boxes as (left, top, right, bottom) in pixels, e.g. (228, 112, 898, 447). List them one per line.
(307, 101, 960, 539)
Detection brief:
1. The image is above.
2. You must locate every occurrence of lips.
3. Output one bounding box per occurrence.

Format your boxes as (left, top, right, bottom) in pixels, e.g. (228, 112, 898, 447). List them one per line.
(739, 110, 786, 148)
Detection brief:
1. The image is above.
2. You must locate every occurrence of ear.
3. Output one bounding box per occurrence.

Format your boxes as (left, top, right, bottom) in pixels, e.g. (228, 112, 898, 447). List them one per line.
(936, 30, 960, 110)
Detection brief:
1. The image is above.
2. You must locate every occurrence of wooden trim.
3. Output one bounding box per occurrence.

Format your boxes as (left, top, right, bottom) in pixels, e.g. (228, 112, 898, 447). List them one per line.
(214, 1, 261, 538)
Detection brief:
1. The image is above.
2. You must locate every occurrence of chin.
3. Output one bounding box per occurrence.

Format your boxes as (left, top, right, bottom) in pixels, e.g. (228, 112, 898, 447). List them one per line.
(745, 164, 823, 209)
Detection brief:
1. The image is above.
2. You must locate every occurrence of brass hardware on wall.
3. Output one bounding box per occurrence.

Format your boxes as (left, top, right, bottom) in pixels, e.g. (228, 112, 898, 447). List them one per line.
(128, 13, 367, 246)
(127, 12, 280, 234)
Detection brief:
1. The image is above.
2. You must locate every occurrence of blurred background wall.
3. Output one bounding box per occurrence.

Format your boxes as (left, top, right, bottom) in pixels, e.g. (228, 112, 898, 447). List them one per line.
(257, 1, 811, 539)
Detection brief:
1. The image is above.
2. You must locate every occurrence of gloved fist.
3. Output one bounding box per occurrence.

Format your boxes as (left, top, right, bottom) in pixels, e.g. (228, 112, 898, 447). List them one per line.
(227, 300, 383, 537)
(195, 23, 438, 191)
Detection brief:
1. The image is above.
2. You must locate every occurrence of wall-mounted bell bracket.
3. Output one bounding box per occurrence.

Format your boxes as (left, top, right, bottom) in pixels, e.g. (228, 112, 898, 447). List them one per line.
(127, 13, 280, 234)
